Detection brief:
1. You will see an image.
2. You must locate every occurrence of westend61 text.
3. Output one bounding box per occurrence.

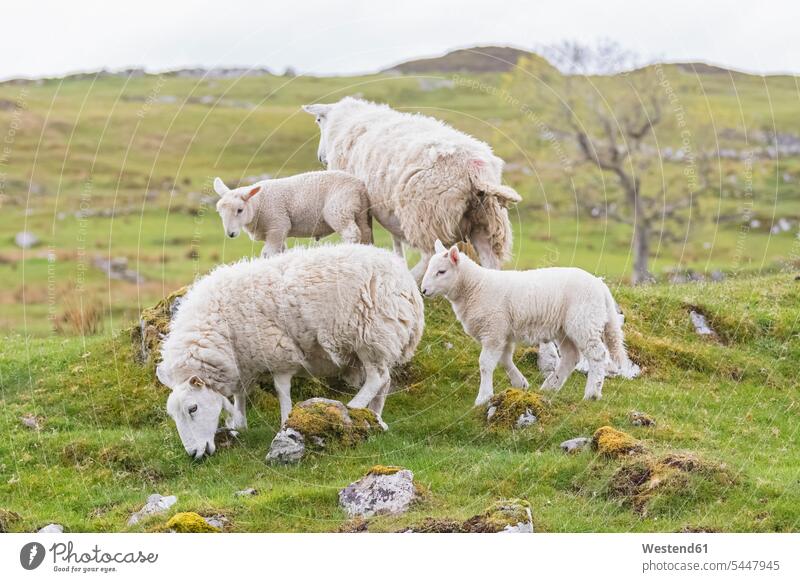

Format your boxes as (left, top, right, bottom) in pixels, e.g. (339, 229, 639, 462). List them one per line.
(642, 543, 708, 554)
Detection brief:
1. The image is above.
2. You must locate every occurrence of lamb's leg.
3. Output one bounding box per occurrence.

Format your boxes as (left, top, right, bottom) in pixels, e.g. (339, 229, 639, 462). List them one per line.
(338, 221, 361, 245)
(261, 228, 289, 258)
(581, 338, 607, 401)
(537, 341, 560, 374)
(357, 209, 374, 245)
(348, 364, 390, 409)
(500, 341, 528, 389)
(541, 337, 579, 392)
(409, 252, 432, 284)
(475, 345, 502, 406)
(470, 228, 501, 270)
(273, 372, 294, 425)
(392, 236, 405, 258)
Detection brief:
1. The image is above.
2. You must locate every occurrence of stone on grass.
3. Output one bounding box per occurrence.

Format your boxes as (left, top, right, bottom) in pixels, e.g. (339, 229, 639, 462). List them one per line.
(629, 411, 656, 427)
(484, 389, 546, 430)
(15, 231, 39, 249)
(689, 310, 716, 337)
(266, 428, 306, 463)
(268, 398, 386, 463)
(560, 437, 591, 454)
(339, 466, 416, 518)
(20, 414, 42, 430)
(592, 426, 645, 458)
(234, 488, 258, 497)
(127, 493, 177, 526)
(37, 523, 63, 533)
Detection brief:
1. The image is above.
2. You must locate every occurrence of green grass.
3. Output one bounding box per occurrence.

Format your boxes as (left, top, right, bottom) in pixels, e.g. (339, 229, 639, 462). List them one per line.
(1, 274, 798, 532)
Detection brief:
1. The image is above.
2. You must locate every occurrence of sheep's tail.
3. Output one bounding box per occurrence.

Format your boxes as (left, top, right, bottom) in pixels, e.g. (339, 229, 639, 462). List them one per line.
(601, 281, 628, 370)
(466, 158, 521, 265)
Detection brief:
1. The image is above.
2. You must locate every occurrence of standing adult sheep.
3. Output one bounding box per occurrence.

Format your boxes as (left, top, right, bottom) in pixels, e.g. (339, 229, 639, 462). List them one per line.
(156, 244, 424, 460)
(302, 97, 522, 281)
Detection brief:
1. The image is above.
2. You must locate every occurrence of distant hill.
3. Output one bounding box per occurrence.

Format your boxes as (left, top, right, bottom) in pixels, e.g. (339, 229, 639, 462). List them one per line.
(383, 45, 550, 74)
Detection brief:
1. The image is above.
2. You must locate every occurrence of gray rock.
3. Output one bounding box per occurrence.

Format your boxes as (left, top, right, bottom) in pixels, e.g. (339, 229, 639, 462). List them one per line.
(234, 488, 258, 497)
(515, 410, 538, 428)
(14, 231, 39, 249)
(203, 515, 226, 530)
(127, 493, 177, 526)
(37, 523, 63, 533)
(20, 414, 41, 430)
(560, 437, 591, 453)
(266, 428, 306, 463)
(339, 468, 416, 518)
(690, 310, 716, 336)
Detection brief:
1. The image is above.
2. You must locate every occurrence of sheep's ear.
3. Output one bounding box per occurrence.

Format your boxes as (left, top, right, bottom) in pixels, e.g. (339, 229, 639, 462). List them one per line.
(243, 185, 261, 201)
(448, 245, 460, 265)
(302, 103, 332, 116)
(188, 376, 206, 389)
(213, 177, 229, 196)
(434, 239, 447, 254)
(156, 363, 172, 387)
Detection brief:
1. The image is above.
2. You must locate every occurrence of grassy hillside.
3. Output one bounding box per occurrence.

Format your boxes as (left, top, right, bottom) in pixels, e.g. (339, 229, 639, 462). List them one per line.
(1, 274, 798, 532)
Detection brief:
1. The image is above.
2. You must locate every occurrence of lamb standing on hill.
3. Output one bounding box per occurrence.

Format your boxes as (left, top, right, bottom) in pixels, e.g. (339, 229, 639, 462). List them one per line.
(156, 244, 424, 459)
(302, 97, 522, 280)
(214, 171, 372, 257)
(421, 240, 631, 405)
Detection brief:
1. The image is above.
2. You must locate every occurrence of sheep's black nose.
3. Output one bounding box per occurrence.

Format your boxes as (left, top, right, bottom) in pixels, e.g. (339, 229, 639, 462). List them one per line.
(228, 232, 235, 238)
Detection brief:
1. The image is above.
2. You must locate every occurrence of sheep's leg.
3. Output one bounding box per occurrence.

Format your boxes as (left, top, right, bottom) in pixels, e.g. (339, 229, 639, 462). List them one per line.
(392, 236, 405, 258)
(349, 364, 390, 409)
(470, 228, 501, 270)
(273, 372, 294, 425)
(475, 346, 502, 406)
(357, 209, 374, 245)
(225, 393, 248, 431)
(582, 338, 607, 401)
(500, 342, 528, 389)
(409, 252, 432, 284)
(541, 337, 579, 392)
(338, 221, 361, 245)
(367, 376, 391, 429)
(537, 341, 560, 374)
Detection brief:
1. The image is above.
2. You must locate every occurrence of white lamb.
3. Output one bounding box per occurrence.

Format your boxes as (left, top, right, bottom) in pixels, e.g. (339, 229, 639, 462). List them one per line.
(420, 240, 631, 405)
(156, 244, 424, 459)
(213, 170, 372, 257)
(302, 97, 522, 280)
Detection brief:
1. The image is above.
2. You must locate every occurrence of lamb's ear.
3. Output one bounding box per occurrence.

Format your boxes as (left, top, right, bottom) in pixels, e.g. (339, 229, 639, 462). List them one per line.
(213, 177, 229, 196)
(188, 376, 206, 389)
(448, 245, 460, 265)
(302, 103, 332, 117)
(434, 239, 447, 254)
(243, 185, 261, 201)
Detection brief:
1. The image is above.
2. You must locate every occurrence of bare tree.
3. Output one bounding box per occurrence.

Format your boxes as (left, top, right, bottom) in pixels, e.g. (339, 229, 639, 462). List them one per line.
(533, 41, 712, 284)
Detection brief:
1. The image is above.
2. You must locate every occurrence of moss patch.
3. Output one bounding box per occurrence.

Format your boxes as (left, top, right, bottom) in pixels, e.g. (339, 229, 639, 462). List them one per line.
(607, 453, 734, 515)
(285, 398, 383, 450)
(592, 426, 645, 458)
(0, 509, 21, 533)
(160, 512, 220, 533)
(402, 499, 533, 533)
(368, 465, 404, 476)
(131, 286, 188, 364)
(484, 389, 546, 429)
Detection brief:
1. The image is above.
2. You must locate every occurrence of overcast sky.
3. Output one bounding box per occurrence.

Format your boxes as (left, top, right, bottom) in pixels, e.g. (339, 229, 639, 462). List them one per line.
(2, 0, 799, 80)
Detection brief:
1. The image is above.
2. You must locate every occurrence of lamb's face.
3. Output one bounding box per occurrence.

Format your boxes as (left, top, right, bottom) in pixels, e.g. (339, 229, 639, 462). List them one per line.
(421, 241, 460, 298)
(165, 377, 227, 460)
(301, 103, 333, 166)
(213, 177, 261, 238)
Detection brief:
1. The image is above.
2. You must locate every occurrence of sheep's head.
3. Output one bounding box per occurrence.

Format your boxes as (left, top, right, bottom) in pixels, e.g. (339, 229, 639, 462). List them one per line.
(213, 177, 261, 239)
(301, 103, 333, 166)
(159, 365, 234, 460)
(421, 240, 461, 298)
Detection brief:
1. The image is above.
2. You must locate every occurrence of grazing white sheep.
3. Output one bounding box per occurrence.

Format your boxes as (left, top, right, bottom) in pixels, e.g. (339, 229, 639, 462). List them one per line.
(302, 97, 522, 280)
(420, 240, 631, 405)
(156, 244, 424, 459)
(213, 171, 372, 257)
